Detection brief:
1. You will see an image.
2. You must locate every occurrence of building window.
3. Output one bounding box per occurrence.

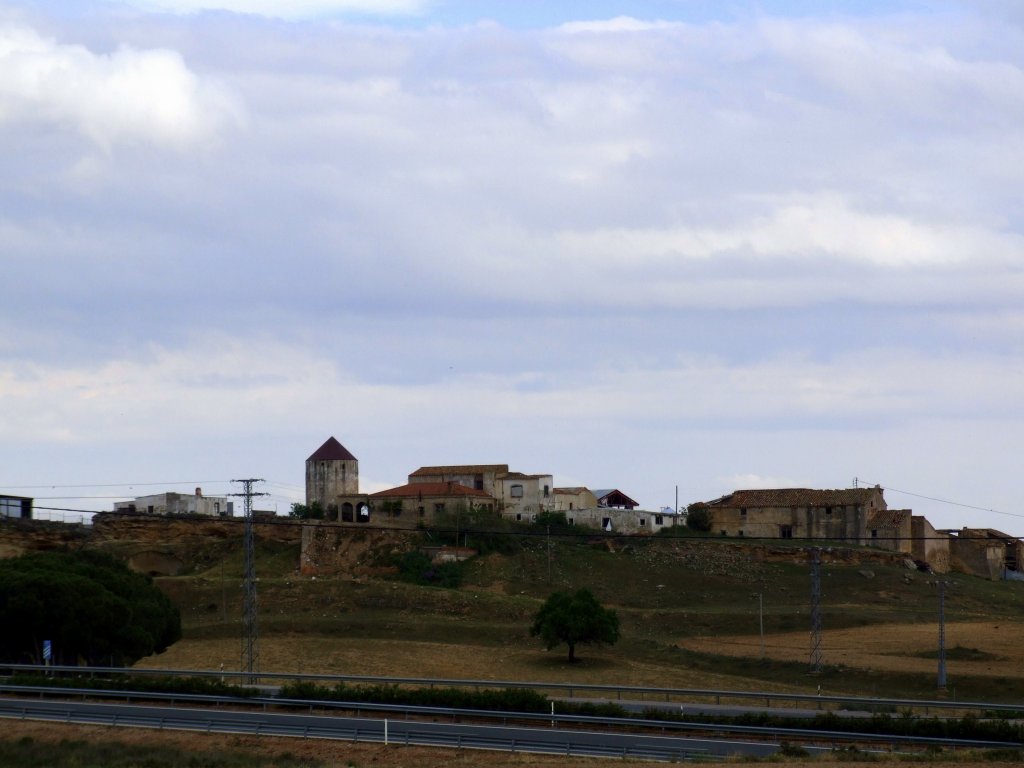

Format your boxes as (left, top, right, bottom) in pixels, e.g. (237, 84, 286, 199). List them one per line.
(825, 507, 832, 516)
(147, 505, 154, 514)
(654, 515, 663, 525)
(780, 525, 793, 539)
(543, 485, 550, 497)
(214, 502, 221, 514)
(434, 503, 445, 514)
(516, 513, 522, 521)
(639, 518, 646, 526)
(418, 506, 425, 517)
(738, 530, 744, 536)
(569, 503, 574, 510)
(568, 518, 574, 525)
(720, 530, 727, 536)
(474, 474, 484, 490)
(740, 508, 747, 516)
(510, 484, 523, 498)
(871, 529, 878, 538)
(602, 517, 611, 530)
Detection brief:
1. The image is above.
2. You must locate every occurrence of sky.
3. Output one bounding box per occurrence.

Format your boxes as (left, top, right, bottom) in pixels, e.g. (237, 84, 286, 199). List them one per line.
(0, 0, 1022, 533)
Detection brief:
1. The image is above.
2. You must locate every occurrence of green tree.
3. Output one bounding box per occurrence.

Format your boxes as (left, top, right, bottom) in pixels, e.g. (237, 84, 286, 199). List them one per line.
(289, 501, 324, 519)
(533, 511, 572, 531)
(0, 551, 181, 666)
(685, 504, 712, 532)
(530, 588, 620, 663)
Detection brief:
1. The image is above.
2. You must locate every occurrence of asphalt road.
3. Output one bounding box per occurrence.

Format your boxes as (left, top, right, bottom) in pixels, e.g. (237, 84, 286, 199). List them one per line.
(0, 696, 791, 761)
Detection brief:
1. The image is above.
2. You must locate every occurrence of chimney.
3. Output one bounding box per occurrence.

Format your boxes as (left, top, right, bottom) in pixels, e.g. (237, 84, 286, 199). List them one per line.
(195, 487, 203, 497)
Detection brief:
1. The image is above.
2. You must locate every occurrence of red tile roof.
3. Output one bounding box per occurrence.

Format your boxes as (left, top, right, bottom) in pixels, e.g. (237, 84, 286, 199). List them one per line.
(370, 482, 494, 499)
(410, 464, 508, 476)
(867, 509, 910, 527)
(307, 437, 357, 462)
(704, 488, 879, 508)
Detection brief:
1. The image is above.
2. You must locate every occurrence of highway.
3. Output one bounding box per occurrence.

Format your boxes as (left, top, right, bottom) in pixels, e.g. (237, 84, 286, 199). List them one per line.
(0, 696, 795, 761)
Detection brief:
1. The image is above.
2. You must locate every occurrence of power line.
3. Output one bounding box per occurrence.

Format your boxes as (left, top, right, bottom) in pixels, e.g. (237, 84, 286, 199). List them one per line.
(865, 481, 1023, 519)
(1, 480, 234, 489)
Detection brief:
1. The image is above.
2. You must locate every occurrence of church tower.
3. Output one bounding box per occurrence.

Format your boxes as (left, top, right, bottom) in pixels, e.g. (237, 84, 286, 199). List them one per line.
(305, 437, 358, 509)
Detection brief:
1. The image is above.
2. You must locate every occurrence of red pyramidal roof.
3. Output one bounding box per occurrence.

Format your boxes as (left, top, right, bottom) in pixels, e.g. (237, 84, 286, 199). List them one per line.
(307, 437, 357, 462)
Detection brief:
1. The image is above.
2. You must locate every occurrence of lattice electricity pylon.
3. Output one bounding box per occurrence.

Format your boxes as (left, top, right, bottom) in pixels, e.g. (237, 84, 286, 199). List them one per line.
(230, 478, 267, 685)
(937, 580, 947, 689)
(809, 547, 823, 674)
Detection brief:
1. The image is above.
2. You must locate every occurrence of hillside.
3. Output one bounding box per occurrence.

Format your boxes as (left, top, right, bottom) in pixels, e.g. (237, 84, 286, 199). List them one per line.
(131, 520, 1024, 702)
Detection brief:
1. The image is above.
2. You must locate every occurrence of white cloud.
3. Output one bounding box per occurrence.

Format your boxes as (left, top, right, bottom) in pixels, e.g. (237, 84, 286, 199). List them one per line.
(127, 0, 430, 20)
(553, 194, 1024, 268)
(557, 17, 677, 34)
(0, 23, 242, 149)
(3, 339, 1023, 525)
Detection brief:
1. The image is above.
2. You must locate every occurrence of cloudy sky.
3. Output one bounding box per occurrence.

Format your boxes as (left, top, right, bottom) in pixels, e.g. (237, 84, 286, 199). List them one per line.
(1, 0, 1022, 533)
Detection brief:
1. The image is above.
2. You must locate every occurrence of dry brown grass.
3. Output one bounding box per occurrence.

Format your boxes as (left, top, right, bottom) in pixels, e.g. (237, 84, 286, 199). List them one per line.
(677, 620, 1024, 678)
(142, 635, 810, 692)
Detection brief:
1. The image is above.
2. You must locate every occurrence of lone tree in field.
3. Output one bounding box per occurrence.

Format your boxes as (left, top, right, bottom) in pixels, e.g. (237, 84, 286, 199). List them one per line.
(530, 588, 620, 663)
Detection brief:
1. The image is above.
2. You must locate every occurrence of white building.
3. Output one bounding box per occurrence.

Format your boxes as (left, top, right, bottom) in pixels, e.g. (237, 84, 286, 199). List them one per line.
(114, 488, 232, 517)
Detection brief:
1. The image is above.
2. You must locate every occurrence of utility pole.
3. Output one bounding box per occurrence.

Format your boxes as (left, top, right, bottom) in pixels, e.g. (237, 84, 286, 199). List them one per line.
(809, 548, 822, 674)
(758, 591, 765, 662)
(937, 580, 947, 690)
(546, 524, 552, 584)
(230, 478, 268, 685)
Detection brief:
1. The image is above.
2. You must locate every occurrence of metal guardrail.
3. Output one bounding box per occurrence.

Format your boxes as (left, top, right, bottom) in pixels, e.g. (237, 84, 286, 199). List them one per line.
(0, 686, 1020, 751)
(3, 663, 1022, 717)
(0, 696, 736, 761)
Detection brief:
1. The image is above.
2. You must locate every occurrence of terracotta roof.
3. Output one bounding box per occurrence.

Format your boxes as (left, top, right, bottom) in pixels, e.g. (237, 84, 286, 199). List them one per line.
(704, 488, 879, 508)
(867, 509, 910, 527)
(307, 437, 357, 462)
(960, 528, 1021, 542)
(410, 464, 509, 476)
(369, 482, 494, 499)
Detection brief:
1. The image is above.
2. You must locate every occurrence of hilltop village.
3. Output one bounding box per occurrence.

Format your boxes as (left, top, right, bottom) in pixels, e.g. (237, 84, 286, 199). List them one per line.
(2, 435, 1022, 582)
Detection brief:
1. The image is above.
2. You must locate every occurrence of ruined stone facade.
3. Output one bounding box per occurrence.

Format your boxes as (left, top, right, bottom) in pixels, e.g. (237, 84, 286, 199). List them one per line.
(691, 486, 887, 543)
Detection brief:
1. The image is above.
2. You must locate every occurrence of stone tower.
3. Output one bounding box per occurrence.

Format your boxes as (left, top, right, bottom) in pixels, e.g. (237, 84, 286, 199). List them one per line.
(305, 437, 358, 510)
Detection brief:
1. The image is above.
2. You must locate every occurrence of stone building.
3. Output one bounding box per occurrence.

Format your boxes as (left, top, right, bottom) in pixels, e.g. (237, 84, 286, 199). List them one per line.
(113, 488, 231, 517)
(690, 486, 888, 542)
(950, 528, 1023, 580)
(911, 515, 951, 572)
(408, 464, 508, 495)
(552, 487, 598, 513)
(495, 472, 554, 521)
(864, 508, 914, 554)
(305, 437, 359, 511)
(368, 482, 496, 529)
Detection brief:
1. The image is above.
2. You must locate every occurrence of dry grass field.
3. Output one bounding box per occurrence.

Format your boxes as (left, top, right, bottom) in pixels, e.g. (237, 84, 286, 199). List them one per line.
(136, 534, 1024, 703)
(15, 533, 1024, 765)
(678, 620, 1024, 679)
(142, 634, 810, 692)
